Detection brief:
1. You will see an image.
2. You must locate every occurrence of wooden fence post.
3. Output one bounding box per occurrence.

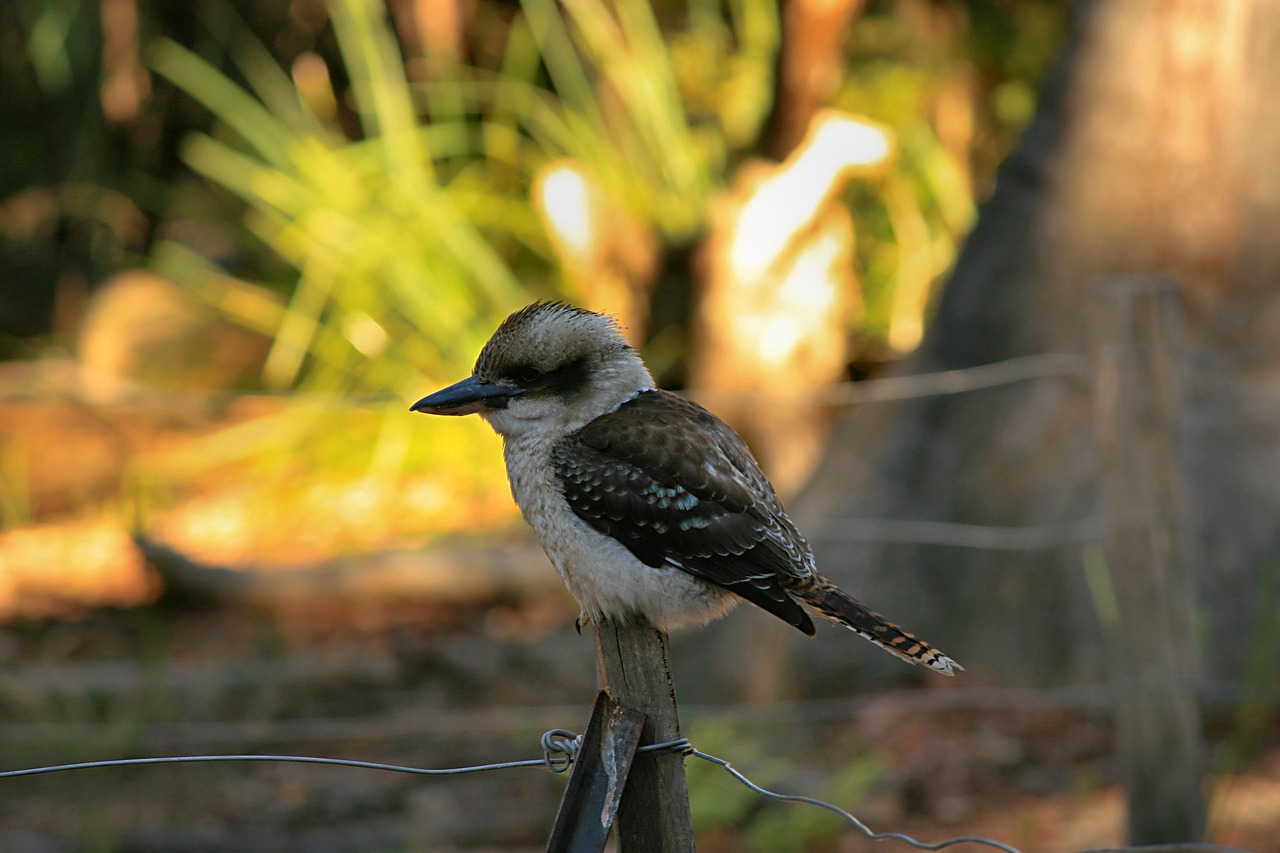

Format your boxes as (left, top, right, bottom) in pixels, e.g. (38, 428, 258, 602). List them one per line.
(1091, 276, 1206, 844)
(593, 617, 696, 852)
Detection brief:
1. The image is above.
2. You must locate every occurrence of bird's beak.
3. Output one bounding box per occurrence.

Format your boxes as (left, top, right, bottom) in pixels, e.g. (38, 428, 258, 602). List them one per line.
(410, 376, 523, 416)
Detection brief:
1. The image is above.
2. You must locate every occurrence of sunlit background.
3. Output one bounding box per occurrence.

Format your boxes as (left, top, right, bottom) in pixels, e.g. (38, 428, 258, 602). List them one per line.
(3, 0, 1277, 851)
(1, 0, 1050, 616)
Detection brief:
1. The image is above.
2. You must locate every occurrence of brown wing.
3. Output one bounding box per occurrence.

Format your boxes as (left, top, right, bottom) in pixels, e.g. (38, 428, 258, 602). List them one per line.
(551, 390, 817, 635)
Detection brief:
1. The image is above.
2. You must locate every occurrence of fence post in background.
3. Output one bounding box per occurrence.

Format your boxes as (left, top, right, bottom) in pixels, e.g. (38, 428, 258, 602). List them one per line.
(593, 618, 696, 852)
(1091, 276, 1206, 844)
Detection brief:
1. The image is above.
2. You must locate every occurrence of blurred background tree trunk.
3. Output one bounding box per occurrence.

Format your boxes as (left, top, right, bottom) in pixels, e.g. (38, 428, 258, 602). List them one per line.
(796, 0, 1280, 687)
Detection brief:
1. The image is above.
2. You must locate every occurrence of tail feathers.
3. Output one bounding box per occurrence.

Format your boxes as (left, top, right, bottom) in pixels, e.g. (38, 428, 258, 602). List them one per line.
(797, 578, 963, 676)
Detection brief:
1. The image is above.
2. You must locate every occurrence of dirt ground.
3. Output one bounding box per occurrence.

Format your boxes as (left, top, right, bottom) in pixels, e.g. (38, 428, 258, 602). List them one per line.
(1, 596, 1277, 852)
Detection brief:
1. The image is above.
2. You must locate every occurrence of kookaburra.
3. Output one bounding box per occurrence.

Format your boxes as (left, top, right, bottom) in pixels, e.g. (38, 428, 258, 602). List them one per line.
(411, 302, 960, 675)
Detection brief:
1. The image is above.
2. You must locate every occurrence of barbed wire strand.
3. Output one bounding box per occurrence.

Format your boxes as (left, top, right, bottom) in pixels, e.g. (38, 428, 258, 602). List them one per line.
(0, 735, 1256, 853)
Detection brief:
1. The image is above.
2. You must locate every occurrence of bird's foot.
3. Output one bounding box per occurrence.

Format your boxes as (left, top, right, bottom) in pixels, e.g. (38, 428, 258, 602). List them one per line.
(574, 612, 592, 635)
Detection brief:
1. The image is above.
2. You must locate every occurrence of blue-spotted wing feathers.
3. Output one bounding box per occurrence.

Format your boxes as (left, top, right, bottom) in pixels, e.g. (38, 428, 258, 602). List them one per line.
(551, 389, 817, 635)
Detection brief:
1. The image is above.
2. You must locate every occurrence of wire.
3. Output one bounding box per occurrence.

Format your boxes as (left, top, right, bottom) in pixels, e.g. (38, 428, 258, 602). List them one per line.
(686, 747, 1255, 853)
(0, 737, 695, 781)
(0, 753, 551, 779)
(816, 517, 1101, 550)
(812, 352, 1090, 405)
(687, 747, 1024, 853)
(686, 352, 1089, 408)
(0, 734, 1255, 853)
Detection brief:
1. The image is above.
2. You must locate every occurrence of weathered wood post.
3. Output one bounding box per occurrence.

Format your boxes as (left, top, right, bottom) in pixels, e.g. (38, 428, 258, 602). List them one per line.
(1091, 276, 1206, 844)
(593, 618, 695, 852)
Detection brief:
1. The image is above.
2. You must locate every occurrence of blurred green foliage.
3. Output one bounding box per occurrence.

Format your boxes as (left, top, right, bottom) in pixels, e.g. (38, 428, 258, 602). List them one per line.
(150, 4, 528, 394)
(135, 0, 772, 523)
(131, 0, 529, 529)
(145, 0, 1063, 375)
(1, 0, 1065, 538)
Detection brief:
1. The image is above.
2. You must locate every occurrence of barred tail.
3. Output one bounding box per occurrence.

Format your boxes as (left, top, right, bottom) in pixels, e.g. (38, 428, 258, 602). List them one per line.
(797, 578, 962, 676)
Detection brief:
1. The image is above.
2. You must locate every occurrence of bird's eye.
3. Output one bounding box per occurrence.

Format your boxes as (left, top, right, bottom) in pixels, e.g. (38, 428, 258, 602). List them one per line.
(509, 365, 544, 385)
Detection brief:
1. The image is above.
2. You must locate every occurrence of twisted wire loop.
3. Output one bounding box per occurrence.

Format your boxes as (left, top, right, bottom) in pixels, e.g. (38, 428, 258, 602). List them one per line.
(639, 737, 693, 756)
(540, 729, 582, 773)
(539, 732, 691, 774)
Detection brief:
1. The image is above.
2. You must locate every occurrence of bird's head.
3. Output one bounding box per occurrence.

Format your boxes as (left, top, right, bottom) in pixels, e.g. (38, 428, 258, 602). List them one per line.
(410, 302, 654, 439)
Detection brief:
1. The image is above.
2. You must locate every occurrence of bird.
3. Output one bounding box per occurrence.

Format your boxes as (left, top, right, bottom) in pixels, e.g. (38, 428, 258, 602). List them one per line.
(410, 302, 960, 675)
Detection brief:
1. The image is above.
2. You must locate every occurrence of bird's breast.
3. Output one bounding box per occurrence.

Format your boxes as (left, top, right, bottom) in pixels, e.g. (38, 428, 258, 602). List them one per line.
(501, 437, 737, 631)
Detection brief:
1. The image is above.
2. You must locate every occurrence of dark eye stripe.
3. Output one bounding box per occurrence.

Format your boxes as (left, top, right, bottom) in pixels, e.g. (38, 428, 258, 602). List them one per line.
(510, 365, 543, 384)
(500, 356, 590, 396)
(542, 356, 590, 396)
